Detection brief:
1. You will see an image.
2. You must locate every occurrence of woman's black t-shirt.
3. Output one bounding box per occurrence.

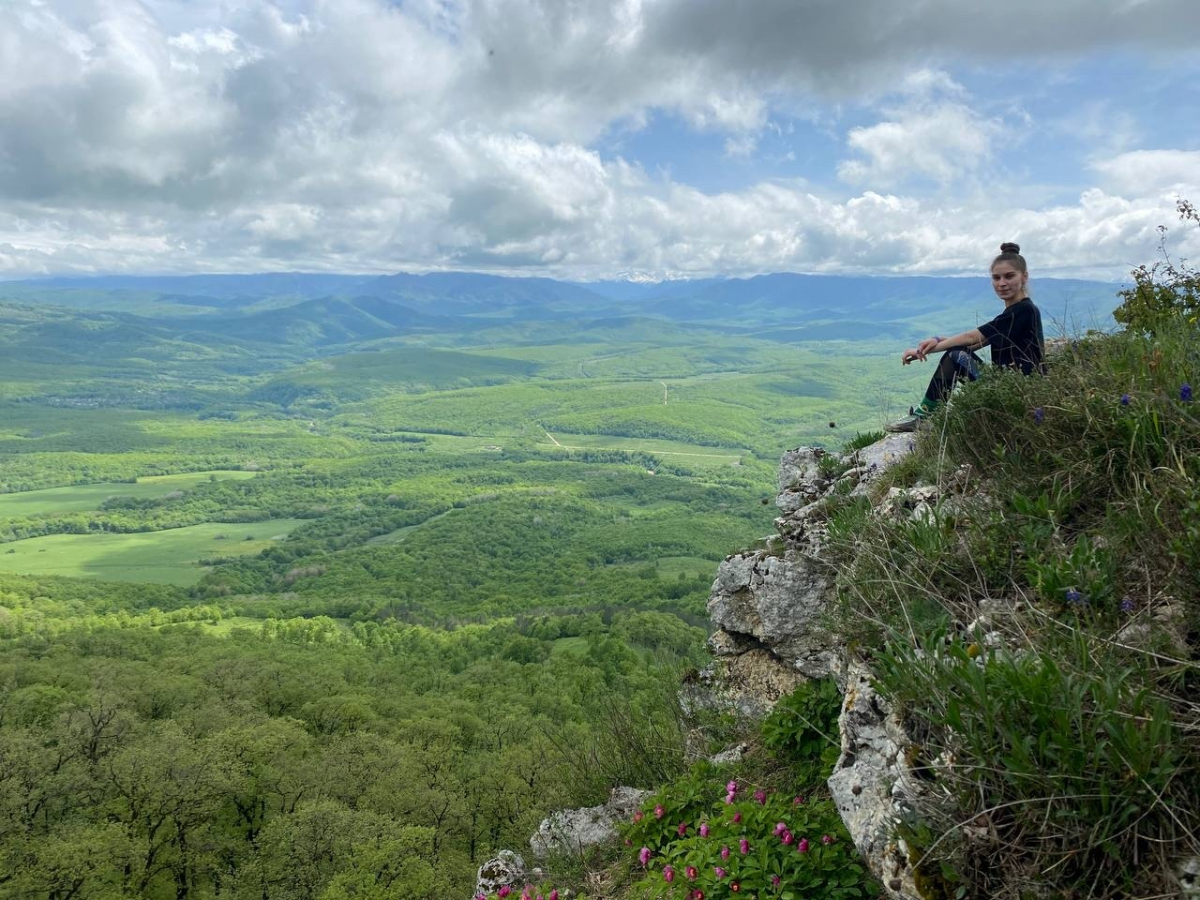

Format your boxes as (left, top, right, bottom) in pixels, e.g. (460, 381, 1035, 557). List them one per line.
(979, 297, 1045, 375)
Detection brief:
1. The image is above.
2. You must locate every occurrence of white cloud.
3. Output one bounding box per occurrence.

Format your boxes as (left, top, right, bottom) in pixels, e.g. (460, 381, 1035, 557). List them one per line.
(838, 104, 1004, 187)
(0, 0, 1198, 279)
(1091, 150, 1200, 196)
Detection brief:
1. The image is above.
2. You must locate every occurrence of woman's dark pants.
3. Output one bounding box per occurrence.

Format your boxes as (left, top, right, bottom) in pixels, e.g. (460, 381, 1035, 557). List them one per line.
(924, 349, 983, 406)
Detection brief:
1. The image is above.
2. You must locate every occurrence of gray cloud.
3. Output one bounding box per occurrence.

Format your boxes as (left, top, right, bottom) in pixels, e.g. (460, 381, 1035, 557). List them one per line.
(0, 0, 1198, 278)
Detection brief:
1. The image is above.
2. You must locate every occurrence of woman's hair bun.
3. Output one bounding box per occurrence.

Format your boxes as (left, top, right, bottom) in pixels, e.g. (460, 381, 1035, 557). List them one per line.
(999, 241, 1021, 255)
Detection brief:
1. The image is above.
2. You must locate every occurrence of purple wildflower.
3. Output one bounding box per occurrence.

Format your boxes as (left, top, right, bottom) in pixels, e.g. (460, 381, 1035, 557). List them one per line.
(1120, 596, 1136, 613)
(1033, 407, 1044, 424)
(1065, 587, 1084, 605)
(1183, 383, 1194, 402)
(1120, 393, 1130, 406)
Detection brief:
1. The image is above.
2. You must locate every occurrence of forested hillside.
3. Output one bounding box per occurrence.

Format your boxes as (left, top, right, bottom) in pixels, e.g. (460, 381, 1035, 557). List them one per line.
(0, 272, 1121, 898)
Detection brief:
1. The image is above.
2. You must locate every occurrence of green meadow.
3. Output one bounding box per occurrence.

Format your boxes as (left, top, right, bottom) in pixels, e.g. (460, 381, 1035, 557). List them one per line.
(0, 470, 255, 516)
(0, 517, 306, 585)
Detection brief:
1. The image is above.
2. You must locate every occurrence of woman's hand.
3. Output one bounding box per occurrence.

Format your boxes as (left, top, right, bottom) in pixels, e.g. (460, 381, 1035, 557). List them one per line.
(915, 337, 941, 360)
(902, 337, 941, 364)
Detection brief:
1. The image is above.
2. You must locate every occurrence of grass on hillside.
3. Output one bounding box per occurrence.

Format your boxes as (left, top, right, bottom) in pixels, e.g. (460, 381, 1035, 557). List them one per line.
(0, 471, 255, 517)
(824, 320, 1200, 898)
(0, 518, 306, 585)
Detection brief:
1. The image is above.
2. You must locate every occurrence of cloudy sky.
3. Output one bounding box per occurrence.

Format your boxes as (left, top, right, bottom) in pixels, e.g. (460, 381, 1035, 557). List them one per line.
(2, 0, 1199, 281)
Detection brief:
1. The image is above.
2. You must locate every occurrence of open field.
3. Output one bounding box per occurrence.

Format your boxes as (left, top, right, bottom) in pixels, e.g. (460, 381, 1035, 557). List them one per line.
(0, 470, 256, 516)
(0, 518, 306, 585)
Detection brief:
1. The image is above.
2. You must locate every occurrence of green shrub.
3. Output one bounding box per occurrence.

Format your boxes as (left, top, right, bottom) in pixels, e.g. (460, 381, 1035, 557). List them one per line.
(622, 768, 870, 899)
(760, 679, 843, 785)
(1114, 199, 1200, 334)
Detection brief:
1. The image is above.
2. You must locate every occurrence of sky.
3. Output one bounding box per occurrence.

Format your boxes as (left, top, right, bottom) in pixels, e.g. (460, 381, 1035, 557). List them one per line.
(1, 0, 1199, 281)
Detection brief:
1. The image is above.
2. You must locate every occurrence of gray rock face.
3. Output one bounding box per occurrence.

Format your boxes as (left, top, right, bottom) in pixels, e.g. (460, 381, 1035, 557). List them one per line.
(1179, 856, 1200, 898)
(685, 645, 808, 719)
(529, 786, 651, 858)
(474, 850, 525, 898)
(696, 439, 943, 899)
(847, 433, 917, 474)
(827, 663, 943, 900)
(707, 549, 838, 678)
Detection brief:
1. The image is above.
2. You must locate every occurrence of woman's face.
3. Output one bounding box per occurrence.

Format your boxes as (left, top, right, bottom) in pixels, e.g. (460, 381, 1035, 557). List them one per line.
(991, 261, 1028, 302)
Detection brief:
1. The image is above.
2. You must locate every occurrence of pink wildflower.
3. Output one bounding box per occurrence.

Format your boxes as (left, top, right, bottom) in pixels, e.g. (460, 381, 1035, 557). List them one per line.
(732, 812, 742, 824)
(497, 888, 511, 899)
(771, 875, 782, 887)
(549, 893, 558, 900)
(720, 845, 730, 860)
(782, 831, 794, 845)
(714, 867, 726, 879)
(633, 810, 644, 822)
(686, 866, 698, 880)
(638, 847, 651, 867)
(654, 804, 665, 819)
(753, 789, 767, 805)
(663, 866, 675, 883)
(726, 780, 738, 794)
(699, 823, 709, 838)
(739, 838, 750, 854)
(797, 837, 809, 853)
(822, 834, 834, 845)
(677, 821, 688, 837)
(774, 821, 787, 836)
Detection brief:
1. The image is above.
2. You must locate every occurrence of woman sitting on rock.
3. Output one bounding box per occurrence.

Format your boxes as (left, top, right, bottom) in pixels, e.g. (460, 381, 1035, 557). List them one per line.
(885, 242, 1045, 433)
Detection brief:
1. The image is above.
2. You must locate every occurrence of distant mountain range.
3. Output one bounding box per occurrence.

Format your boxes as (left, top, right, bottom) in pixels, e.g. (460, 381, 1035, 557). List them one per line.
(0, 269, 1125, 330)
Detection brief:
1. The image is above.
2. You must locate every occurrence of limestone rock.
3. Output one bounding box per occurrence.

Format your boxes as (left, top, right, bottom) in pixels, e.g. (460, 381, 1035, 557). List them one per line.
(828, 663, 945, 900)
(1179, 856, 1200, 898)
(1117, 598, 1191, 659)
(709, 743, 747, 765)
(685, 647, 807, 719)
(475, 850, 526, 898)
(708, 549, 837, 677)
(848, 434, 916, 483)
(529, 786, 652, 858)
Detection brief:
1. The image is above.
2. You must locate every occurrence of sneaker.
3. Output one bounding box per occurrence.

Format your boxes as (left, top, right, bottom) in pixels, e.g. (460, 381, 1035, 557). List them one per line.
(884, 413, 924, 433)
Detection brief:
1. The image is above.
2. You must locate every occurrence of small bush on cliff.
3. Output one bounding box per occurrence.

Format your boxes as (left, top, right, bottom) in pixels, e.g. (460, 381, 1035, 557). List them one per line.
(827, 239, 1200, 896)
(1114, 199, 1200, 334)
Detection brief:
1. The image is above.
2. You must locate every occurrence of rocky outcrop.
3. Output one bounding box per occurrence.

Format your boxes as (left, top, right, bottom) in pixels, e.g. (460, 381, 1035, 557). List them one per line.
(696, 436, 982, 899)
(529, 786, 651, 858)
(474, 850, 527, 899)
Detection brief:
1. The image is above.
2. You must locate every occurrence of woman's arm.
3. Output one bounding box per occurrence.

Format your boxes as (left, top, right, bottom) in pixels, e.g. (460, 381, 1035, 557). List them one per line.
(901, 328, 987, 364)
